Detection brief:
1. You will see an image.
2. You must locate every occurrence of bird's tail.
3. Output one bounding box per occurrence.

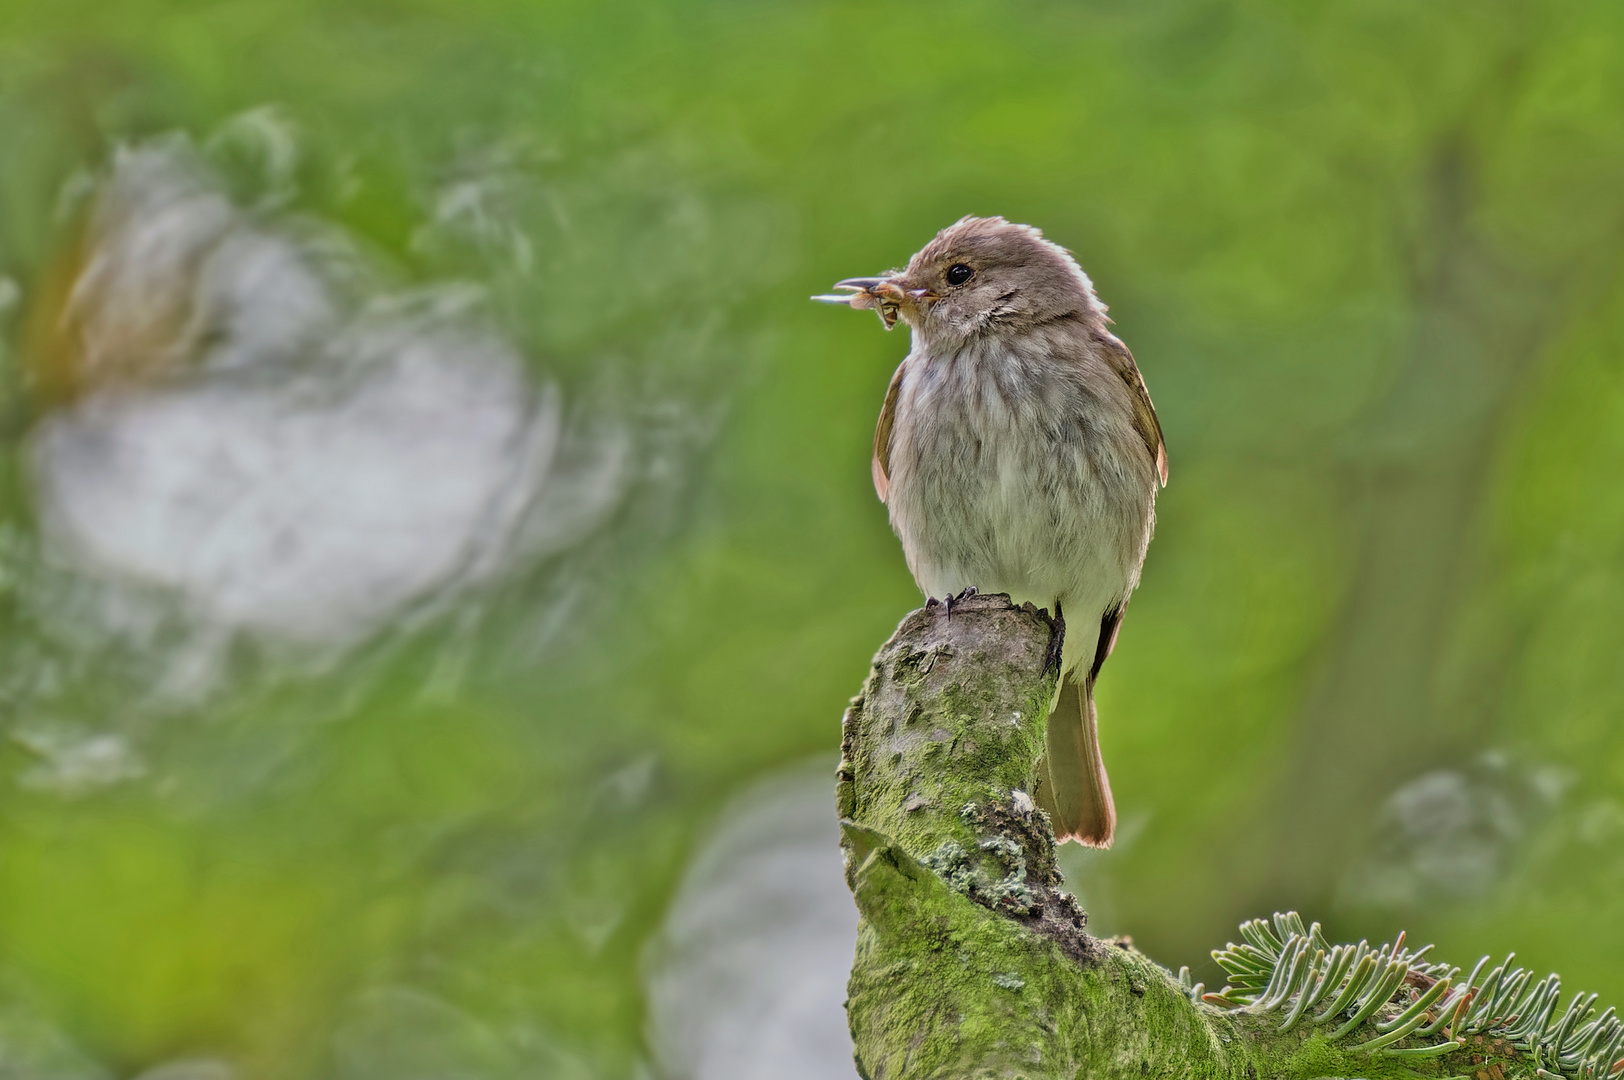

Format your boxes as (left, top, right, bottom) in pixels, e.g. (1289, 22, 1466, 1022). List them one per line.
(1034, 674, 1116, 848)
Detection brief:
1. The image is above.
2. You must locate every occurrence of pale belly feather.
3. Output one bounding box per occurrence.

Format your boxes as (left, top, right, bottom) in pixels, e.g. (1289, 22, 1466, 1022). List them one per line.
(883, 337, 1155, 677)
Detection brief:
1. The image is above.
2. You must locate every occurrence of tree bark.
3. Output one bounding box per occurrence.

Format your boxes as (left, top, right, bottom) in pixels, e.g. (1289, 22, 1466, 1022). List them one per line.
(837, 594, 1471, 1079)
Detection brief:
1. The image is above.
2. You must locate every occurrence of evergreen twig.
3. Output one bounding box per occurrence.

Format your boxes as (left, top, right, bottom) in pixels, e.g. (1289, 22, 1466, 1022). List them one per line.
(1207, 912, 1624, 1079)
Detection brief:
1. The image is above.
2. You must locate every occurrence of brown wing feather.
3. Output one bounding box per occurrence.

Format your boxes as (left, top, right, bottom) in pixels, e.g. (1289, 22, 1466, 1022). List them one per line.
(1089, 601, 1126, 684)
(871, 363, 905, 502)
(1098, 333, 1168, 487)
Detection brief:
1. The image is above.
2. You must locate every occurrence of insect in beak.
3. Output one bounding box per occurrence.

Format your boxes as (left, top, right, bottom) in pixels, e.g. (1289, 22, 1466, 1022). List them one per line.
(812, 277, 910, 330)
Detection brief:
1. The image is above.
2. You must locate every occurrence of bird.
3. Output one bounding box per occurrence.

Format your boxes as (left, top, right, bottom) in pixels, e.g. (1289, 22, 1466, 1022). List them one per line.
(815, 216, 1166, 847)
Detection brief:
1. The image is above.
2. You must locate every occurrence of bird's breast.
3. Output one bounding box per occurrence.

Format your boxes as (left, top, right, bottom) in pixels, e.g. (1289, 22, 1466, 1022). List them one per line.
(884, 338, 1155, 608)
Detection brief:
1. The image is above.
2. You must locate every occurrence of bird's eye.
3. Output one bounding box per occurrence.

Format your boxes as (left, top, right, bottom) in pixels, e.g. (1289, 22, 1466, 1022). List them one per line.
(945, 264, 974, 286)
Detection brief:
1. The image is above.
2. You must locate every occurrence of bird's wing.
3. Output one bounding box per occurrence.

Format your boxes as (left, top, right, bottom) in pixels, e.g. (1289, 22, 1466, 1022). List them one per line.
(1089, 601, 1126, 683)
(1099, 333, 1168, 487)
(872, 362, 906, 502)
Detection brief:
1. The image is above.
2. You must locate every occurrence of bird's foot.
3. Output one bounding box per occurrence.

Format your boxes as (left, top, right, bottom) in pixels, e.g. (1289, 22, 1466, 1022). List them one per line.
(942, 586, 978, 621)
(1044, 599, 1066, 674)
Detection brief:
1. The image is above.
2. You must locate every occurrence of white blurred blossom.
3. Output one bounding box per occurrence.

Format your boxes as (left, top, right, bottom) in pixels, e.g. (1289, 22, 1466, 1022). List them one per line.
(29, 136, 632, 662)
(644, 760, 859, 1080)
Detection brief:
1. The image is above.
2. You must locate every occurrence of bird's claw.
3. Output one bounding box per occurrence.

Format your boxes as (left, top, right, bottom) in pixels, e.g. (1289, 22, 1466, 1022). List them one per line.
(942, 586, 978, 621)
(1044, 600, 1066, 674)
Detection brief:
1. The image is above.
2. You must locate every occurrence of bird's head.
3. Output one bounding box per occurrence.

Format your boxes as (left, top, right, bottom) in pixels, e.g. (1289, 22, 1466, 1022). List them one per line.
(814, 216, 1106, 345)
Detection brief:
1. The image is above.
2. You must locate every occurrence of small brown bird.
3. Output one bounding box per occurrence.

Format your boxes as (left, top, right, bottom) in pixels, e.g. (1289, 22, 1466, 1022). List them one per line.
(816, 216, 1166, 847)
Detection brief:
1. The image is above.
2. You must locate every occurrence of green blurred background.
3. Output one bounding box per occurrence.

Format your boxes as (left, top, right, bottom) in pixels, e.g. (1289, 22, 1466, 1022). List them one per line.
(2, 0, 1624, 1076)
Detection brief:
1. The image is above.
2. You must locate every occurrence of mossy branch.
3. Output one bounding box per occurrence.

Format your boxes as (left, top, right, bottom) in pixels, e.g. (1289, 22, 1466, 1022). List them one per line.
(837, 594, 1620, 1080)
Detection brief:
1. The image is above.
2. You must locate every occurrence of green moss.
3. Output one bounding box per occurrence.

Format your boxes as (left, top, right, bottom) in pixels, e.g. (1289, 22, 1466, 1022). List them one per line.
(838, 597, 1486, 1079)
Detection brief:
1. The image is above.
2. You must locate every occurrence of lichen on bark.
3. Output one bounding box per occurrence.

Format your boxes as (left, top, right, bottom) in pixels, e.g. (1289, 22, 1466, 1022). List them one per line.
(836, 594, 1486, 1080)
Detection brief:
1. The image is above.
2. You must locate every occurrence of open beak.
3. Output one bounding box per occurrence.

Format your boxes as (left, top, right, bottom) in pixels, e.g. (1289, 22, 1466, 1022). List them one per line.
(812, 276, 933, 331)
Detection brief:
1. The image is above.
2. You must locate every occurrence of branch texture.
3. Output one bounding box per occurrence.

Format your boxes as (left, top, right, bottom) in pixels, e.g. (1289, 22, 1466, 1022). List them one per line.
(836, 595, 1610, 1080)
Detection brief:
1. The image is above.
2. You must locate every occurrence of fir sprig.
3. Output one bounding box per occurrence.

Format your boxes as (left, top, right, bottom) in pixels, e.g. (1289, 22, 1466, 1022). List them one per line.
(1181, 912, 1624, 1080)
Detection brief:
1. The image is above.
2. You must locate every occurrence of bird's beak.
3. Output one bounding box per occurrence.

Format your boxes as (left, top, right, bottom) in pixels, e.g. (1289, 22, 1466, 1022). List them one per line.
(810, 277, 898, 306)
(812, 276, 931, 331)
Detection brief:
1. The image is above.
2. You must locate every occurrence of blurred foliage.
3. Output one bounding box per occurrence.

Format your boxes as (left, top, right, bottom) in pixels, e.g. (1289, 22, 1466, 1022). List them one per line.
(0, 1, 1623, 1077)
